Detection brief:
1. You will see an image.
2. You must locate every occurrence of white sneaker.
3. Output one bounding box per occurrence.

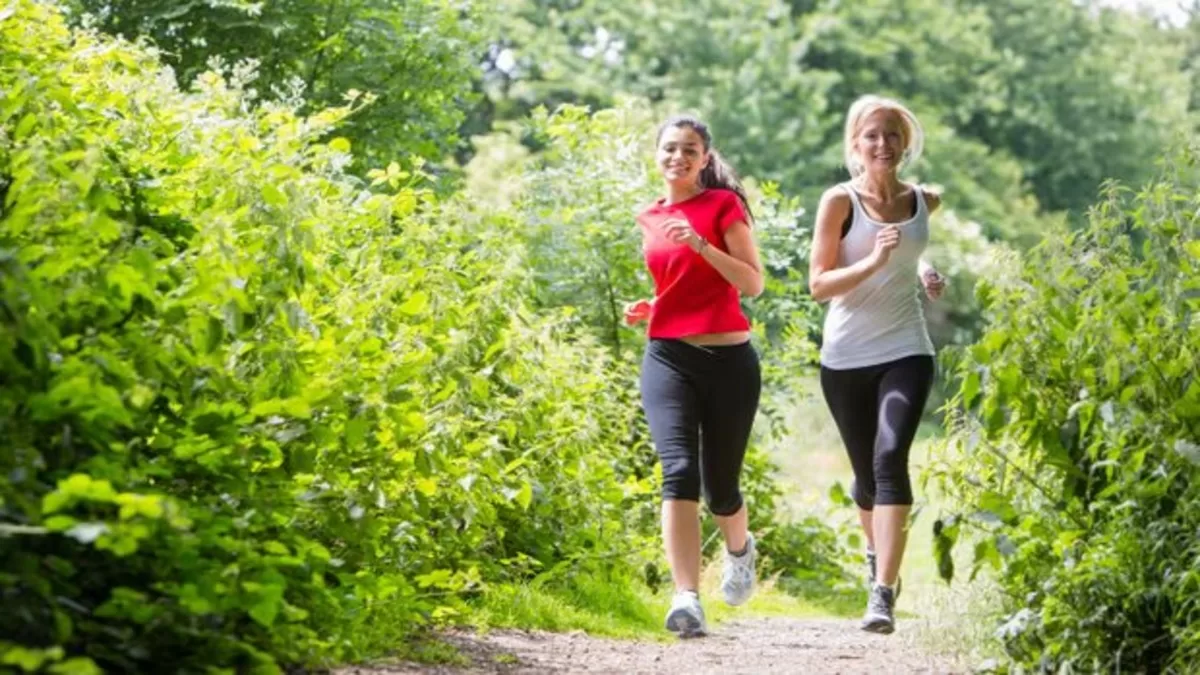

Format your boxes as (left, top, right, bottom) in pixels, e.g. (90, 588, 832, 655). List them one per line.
(664, 590, 706, 637)
(721, 533, 756, 606)
(861, 583, 897, 634)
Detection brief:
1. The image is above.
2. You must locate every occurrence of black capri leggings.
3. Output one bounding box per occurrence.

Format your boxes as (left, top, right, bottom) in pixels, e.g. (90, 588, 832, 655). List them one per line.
(819, 354, 935, 510)
(640, 339, 762, 516)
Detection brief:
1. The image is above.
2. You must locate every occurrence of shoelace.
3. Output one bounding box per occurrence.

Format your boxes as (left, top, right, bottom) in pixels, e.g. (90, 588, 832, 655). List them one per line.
(724, 552, 754, 586)
(868, 587, 893, 616)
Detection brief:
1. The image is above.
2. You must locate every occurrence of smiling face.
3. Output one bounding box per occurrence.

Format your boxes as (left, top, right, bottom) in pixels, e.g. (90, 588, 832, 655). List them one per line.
(853, 109, 908, 175)
(655, 124, 710, 188)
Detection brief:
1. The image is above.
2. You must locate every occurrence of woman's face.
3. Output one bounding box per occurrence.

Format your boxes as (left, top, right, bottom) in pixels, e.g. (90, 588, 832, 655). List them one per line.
(854, 109, 907, 175)
(656, 125, 709, 187)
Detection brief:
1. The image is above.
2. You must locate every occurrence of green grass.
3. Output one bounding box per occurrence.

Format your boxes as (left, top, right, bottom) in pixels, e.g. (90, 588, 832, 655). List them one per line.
(387, 638, 473, 667)
(466, 565, 832, 644)
(467, 575, 664, 640)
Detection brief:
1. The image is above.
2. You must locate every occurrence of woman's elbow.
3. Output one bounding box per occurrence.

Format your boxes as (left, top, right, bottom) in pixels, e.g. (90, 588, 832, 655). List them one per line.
(743, 272, 765, 298)
(809, 279, 831, 303)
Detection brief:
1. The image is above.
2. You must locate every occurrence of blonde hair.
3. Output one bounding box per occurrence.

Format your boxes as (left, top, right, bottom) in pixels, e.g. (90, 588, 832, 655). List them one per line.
(842, 95, 924, 177)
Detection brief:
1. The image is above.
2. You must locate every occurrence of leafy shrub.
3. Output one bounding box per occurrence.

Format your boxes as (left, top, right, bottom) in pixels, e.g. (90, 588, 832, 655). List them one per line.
(0, 4, 655, 671)
(928, 149, 1200, 672)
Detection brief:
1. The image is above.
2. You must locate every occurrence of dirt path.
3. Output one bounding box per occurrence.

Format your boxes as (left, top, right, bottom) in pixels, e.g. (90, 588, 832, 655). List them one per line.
(340, 618, 961, 674)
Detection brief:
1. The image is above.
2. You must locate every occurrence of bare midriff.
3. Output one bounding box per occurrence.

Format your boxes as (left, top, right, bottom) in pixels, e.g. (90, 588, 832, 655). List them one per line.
(679, 331, 751, 346)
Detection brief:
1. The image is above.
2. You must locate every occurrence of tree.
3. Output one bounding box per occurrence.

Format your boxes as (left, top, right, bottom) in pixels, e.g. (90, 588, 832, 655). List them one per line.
(66, 0, 487, 167)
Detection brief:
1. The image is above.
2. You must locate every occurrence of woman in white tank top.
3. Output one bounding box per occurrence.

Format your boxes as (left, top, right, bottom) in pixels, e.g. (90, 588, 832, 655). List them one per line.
(807, 95, 947, 635)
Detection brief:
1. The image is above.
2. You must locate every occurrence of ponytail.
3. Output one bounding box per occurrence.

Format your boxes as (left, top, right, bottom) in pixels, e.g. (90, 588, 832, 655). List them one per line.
(657, 115, 753, 221)
(700, 149, 753, 221)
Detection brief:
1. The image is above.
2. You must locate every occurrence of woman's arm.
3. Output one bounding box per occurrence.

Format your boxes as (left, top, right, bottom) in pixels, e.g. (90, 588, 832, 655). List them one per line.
(808, 187, 897, 303)
(917, 187, 945, 298)
(662, 219, 764, 297)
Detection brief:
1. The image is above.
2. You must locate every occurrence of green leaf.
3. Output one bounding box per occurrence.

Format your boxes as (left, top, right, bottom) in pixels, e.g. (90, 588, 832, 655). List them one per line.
(399, 291, 429, 316)
(248, 585, 284, 628)
(42, 491, 72, 515)
(261, 184, 289, 207)
(328, 137, 352, 152)
(344, 416, 369, 448)
(961, 369, 981, 409)
(250, 398, 311, 419)
(263, 541, 289, 555)
(415, 477, 438, 497)
(13, 113, 37, 139)
(49, 658, 103, 675)
(978, 491, 1018, 524)
(2, 645, 63, 672)
(828, 481, 854, 508)
(415, 569, 453, 589)
(514, 482, 533, 510)
(178, 584, 212, 614)
(43, 515, 77, 531)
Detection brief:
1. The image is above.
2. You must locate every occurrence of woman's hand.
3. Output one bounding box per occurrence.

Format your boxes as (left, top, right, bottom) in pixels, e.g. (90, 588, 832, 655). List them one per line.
(868, 225, 901, 269)
(921, 267, 946, 301)
(623, 299, 654, 325)
(661, 218, 707, 252)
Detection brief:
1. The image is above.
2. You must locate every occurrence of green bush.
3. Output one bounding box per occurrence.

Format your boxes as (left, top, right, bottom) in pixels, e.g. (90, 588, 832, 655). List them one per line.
(929, 149, 1200, 672)
(0, 4, 655, 671)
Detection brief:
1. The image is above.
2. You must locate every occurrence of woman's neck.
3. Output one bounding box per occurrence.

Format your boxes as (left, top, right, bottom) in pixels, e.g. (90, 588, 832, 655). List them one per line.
(855, 171, 905, 203)
(665, 182, 705, 205)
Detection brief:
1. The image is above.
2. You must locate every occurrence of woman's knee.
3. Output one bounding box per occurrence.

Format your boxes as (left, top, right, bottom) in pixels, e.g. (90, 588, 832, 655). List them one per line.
(852, 478, 875, 510)
(873, 444, 913, 505)
(704, 488, 744, 517)
(873, 475, 913, 505)
(661, 456, 701, 501)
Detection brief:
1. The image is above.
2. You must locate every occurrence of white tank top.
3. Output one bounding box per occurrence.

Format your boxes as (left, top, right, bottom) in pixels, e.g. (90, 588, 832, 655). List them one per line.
(819, 182, 935, 370)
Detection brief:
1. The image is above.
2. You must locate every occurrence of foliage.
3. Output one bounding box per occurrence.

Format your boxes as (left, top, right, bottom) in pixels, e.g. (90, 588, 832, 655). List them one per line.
(515, 101, 657, 357)
(481, 0, 1191, 226)
(927, 148, 1200, 672)
(951, 0, 1192, 214)
(65, 0, 488, 167)
(0, 4, 659, 671)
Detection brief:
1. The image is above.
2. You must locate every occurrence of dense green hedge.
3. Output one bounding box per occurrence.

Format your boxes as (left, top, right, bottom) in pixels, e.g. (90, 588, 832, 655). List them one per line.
(930, 151, 1200, 672)
(0, 4, 662, 671)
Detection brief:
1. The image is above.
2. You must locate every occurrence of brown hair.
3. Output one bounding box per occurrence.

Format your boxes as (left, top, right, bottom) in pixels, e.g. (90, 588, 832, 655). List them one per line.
(656, 115, 753, 220)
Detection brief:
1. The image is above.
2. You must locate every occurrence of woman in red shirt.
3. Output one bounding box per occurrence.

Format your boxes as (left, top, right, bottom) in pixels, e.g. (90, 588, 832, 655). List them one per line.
(624, 115, 765, 637)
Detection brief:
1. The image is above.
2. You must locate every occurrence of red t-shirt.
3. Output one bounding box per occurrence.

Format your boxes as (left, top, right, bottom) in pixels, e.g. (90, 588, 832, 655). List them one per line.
(637, 188, 752, 339)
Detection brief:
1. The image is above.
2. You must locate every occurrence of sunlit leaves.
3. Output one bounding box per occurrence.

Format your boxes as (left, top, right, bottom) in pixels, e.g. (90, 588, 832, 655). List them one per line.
(928, 153, 1200, 670)
(0, 4, 669, 671)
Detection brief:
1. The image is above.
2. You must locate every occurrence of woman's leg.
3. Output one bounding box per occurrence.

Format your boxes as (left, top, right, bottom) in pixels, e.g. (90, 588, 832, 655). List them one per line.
(641, 342, 703, 593)
(661, 500, 701, 591)
(696, 343, 762, 606)
(820, 363, 881, 567)
(871, 355, 935, 587)
(700, 344, 761, 548)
